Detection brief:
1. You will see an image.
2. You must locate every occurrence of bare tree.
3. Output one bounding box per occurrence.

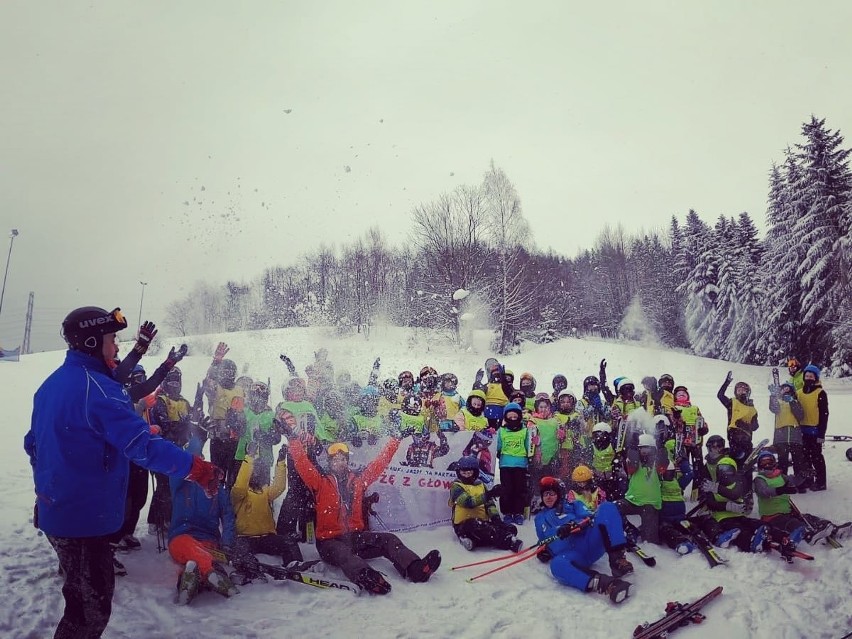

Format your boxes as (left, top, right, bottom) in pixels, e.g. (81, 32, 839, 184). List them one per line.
(481, 161, 536, 354)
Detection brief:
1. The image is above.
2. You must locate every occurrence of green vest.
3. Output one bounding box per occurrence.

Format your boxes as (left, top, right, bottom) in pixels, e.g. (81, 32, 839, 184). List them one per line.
(707, 456, 741, 522)
(757, 473, 791, 517)
(592, 444, 615, 473)
(316, 413, 340, 443)
(499, 427, 528, 459)
(660, 440, 684, 503)
(235, 409, 275, 461)
(352, 413, 384, 435)
(401, 412, 426, 434)
(625, 464, 662, 509)
(460, 409, 488, 432)
(531, 416, 560, 464)
(276, 400, 319, 430)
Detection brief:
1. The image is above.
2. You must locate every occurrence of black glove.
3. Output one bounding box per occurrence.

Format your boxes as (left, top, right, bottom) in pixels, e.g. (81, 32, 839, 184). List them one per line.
(305, 413, 316, 433)
(198, 415, 212, 432)
(475, 369, 484, 383)
(724, 370, 733, 385)
(277, 444, 289, 462)
(245, 440, 259, 457)
(273, 417, 295, 438)
(373, 357, 381, 369)
(777, 484, 798, 495)
(537, 547, 552, 563)
(279, 354, 296, 375)
(599, 359, 607, 385)
(133, 321, 158, 355)
(557, 521, 582, 539)
(485, 484, 504, 500)
(165, 344, 188, 370)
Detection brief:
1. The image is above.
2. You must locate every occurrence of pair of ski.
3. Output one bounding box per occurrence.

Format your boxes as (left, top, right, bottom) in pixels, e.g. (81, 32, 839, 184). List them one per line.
(634, 586, 723, 638)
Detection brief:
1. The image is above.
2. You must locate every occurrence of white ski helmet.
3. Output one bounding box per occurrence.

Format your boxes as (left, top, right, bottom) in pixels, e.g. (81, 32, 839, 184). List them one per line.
(638, 433, 656, 448)
(592, 422, 612, 434)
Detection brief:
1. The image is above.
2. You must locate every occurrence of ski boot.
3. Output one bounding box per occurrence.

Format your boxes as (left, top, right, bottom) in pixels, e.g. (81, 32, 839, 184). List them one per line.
(588, 571, 631, 604)
(509, 538, 524, 553)
(458, 536, 475, 551)
(713, 528, 740, 548)
(803, 520, 834, 545)
(407, 549, 441, 583)
(832, 522, 851, 541)
(206, 565, 239, 598)
(285, 559, 325, 575)
(112, 555, 127, 577)
(608, 548, 634, 578)
(750, 525, 768, 553)
(675, 540, 696, 555)
(355, 567, 391, 595)
(175, 561, 200, 605)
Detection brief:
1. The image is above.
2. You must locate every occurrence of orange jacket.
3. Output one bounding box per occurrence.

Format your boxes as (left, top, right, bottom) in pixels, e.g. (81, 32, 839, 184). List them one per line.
(289, 437, 401, 541)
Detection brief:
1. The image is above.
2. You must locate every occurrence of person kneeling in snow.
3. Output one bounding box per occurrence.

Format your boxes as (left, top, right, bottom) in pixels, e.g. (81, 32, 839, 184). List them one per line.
(276, 413, 441, 595)
(169, 436, 239, 604)
(449, 456, 523, 553)
(535, 476, 633, 604)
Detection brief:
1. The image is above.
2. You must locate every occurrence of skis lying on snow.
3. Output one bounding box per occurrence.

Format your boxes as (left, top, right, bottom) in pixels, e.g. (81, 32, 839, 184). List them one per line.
(763, 540, 814, 563)
(627, 541, 656, 567)
(257, 561, 362, 596)
(827, 434, 852, 442)
(633, 586, 723, 639)
(676, 520, 727, 568)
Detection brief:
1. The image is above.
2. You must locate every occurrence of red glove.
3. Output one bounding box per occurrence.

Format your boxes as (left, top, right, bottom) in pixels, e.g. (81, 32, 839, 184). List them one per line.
(149, 424, 162, 435)
(186, 456, 223, 497)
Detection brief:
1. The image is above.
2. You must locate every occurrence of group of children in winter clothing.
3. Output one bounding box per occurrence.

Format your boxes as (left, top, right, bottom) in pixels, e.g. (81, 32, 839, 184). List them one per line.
(109, 340, 847, 605)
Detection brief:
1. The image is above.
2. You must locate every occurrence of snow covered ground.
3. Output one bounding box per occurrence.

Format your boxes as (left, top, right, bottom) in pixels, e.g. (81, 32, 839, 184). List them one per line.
(4, 326, 851, 639)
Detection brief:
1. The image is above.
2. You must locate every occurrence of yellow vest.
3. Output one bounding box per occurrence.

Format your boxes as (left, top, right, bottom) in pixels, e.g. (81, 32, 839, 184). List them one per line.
(774, 401, 798, 429)
(212, 385, 243, 421)
(460, 410, 488, 431)
(451, 482, 487, 524)
(797, 386, 821, 427)
(708, 456, 740, 522)
(485, 383, 508, 406)
(160, 395, 190, 422)
(728, 398, 757, 431)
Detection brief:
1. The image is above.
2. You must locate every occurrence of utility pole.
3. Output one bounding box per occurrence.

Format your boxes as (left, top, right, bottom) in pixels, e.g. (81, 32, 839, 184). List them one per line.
(0, 229, 19, 320)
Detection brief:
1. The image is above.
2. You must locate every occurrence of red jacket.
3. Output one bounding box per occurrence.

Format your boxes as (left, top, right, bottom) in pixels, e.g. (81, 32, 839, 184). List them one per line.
(289, 437, 401, 541)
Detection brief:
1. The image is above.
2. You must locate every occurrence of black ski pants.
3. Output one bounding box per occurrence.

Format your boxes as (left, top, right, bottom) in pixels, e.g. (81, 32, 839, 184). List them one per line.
(453, 518, 517, 550)
(233, 533, 303, 566)
(110, 462, 148, 543)
(276, 466, 316, 542)
(316, 531, 419, 582)
(801, 434, 826, 488)
(48, 535, 114, 639)
(498, 466, 528, 518)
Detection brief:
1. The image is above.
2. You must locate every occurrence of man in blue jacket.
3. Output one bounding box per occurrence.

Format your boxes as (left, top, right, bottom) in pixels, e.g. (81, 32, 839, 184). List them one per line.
(24, 306, 222, 639)
(534, 476, 633, 604)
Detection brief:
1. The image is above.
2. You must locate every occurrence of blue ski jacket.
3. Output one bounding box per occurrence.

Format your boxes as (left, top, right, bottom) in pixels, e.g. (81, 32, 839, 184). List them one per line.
(25, 350, 194, 537)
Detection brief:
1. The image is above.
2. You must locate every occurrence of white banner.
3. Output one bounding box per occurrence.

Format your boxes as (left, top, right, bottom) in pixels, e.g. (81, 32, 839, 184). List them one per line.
(347, 430, 496, 532)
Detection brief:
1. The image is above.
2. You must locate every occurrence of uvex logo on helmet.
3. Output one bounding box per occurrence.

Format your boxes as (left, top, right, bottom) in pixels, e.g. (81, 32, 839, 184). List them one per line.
(78, 315, 117, 328)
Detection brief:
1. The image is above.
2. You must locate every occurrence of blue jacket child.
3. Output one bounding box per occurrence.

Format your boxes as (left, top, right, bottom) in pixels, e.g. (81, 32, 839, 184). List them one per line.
(534, 476, 633, 604)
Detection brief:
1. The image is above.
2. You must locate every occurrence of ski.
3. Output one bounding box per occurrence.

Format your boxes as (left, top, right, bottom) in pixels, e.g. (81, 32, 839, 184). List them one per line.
(763, 540, 814, 562)
(790, 501, 843, 549)
(741, 438, 771, 471)
(258, 561, 362, 596)
(633, 586, 723, 639)
(771, 367, 780, 390)
(827, 435, 852, 442)
(676, 520, 727, 568)
(627, 541, 656, 567)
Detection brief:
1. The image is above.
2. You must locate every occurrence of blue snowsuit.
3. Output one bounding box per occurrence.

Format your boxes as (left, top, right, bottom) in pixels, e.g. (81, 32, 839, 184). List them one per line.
(534, 499, 626, 591)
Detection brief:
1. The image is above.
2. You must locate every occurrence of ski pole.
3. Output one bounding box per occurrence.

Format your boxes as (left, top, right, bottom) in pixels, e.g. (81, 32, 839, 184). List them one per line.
(451, 534, 559, 571)
(467, 545, 546, 582)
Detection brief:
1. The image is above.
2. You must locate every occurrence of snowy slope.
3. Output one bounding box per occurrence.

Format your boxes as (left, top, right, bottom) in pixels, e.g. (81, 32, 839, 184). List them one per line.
(3, 326, 851, 639)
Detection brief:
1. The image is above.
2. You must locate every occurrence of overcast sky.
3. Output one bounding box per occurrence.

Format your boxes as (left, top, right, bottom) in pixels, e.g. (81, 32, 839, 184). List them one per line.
(2, 1, 851, 352)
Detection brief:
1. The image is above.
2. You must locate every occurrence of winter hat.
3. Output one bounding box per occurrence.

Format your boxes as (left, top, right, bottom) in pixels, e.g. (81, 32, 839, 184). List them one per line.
(502, 402, 523, 421)
(803, 364, 821, 379)
(673, 385, 690, 405)
(456, 455, 480, 482)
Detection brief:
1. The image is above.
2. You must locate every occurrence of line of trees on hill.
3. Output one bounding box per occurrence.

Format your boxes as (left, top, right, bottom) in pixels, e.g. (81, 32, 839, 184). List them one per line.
(165, 116, 852, 376)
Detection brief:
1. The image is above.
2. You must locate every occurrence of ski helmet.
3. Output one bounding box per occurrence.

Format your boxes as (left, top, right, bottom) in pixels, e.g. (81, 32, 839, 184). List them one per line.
(705, 434, 725, 451)
(519, 372, 536, 392)
(571, 465, 594, 483)
(163, 367, 182, 396)
(638, 433, 656, 448)
(249, 380, 270, 405)
(654, 414, 671, 428)
(658, 374, 675, 391)
(582, 375, 600, 392)
(503, 369, 515, 384)
(402, 394, 423, 416)
(618, 378, 635, 397)
(509, 389, 526, 406)
(218, 359, 237, 387)
(283, 376, 306, 401)
(756, 450, 777, 471)
(613, 377, 625, 393)
(557, 390, 577, 413)
(130, 364, 147, 385)
(786, 358, 801, 371)
(466, 389, 486, 416)
(673, 385, 690, 403)
(641, 376, 658, 391)
(61, 306, 128, 358)
(534, 392, 552, 412)
(592, 422, 612, 434)
(398, 370, 415, 388)
(734, 381, 751, 400)
(539, 476, 565, 502)
(455, 455, 480, 482)
(552, 374, 568, 392)
(441, 372, 458, 391)
(846, 447, 852, 462)
(236, 376, 254, 396)
(803, 364, 821, 380)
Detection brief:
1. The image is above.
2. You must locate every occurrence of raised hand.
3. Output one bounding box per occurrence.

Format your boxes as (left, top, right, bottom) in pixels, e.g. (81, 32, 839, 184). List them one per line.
(213, 342, 229, 362)
(133, 321, 158, 355)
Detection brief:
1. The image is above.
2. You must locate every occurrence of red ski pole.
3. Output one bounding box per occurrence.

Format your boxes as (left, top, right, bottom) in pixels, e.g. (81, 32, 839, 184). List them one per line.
(467, 545, 546, 582)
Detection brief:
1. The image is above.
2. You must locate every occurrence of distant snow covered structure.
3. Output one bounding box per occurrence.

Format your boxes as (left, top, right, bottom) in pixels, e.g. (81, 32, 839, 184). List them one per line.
(5, 325, 852, 638)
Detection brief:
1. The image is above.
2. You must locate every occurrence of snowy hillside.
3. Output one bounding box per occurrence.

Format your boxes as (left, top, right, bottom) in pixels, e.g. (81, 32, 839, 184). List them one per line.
(4, 326, 851, 639)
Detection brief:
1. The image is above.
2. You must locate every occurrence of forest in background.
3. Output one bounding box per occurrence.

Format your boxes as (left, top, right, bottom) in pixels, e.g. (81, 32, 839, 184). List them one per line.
(164, 116, 852, 376)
